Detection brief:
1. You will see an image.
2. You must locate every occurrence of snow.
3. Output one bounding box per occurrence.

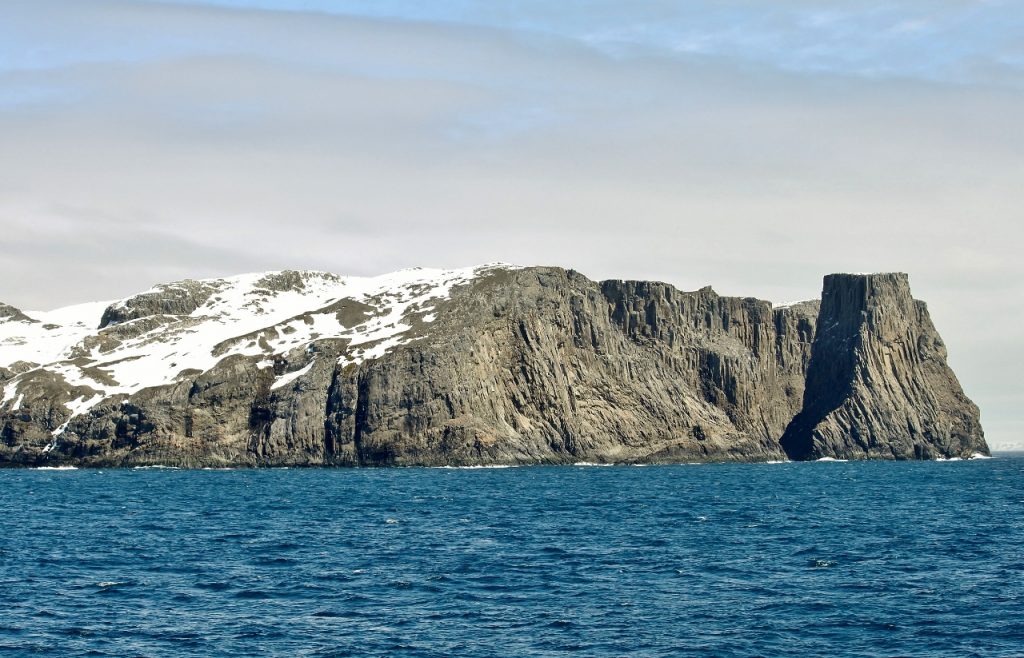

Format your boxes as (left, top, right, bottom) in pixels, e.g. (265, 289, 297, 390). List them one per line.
(270, 359, 315, 391)
(49, 394, 105, 439)
(773, 300, 812, 310)
(0, 263, 519, 433)
(0, 300, 113, 368)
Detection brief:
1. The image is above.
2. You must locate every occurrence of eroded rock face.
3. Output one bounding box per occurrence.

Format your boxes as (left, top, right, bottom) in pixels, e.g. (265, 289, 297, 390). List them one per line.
(0, 267, 986, 466)
(779, 273, 986, 460)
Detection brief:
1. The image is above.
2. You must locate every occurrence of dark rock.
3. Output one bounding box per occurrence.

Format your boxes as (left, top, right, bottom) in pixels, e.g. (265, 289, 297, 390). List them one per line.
(780, 273, 985, 460)
(99, 280, 223, 328)
(0, 267, 986, 467)
(0, 303, 35, 324)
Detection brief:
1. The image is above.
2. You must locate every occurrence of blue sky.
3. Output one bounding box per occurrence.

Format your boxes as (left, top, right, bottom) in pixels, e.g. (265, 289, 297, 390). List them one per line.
(1, 0, 1022, 446)
(5, 0, 1023, 83)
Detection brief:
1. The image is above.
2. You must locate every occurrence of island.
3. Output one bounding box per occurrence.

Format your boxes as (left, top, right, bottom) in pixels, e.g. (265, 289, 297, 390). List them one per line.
(0, 265, 987, 467)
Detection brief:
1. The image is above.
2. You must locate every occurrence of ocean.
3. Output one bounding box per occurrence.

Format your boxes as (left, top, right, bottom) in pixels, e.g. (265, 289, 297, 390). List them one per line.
(1, 455, 1022, 657)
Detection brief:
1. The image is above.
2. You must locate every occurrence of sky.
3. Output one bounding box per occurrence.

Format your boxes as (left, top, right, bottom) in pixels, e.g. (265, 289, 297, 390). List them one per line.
(1, 0, 1022, 448)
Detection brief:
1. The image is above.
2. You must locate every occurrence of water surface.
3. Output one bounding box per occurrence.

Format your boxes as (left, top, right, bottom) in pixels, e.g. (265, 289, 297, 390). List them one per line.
(2, 456, 1022, 656)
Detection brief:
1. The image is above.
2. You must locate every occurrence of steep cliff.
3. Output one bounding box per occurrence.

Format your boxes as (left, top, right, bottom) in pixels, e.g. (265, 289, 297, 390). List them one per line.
(779, 273, 985, 460)
(0, 265, 985, 466)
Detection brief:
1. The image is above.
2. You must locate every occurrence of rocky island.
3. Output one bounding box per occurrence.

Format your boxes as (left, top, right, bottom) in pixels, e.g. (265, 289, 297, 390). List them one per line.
(0, 265, 986, 467)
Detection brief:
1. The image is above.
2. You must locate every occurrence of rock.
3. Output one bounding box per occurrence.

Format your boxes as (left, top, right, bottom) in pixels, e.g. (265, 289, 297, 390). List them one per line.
(0, 303, 35, 324)
(99, 279, 223, 328)
(779, 273, 986, 460)
(0, 266, 986, 467)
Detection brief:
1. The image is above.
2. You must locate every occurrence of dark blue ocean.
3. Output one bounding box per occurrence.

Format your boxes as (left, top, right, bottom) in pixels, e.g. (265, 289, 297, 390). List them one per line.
(2, 456, 1022, 657)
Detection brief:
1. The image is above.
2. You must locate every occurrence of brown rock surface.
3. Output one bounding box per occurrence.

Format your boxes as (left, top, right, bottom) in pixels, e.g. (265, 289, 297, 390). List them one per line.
(0, 267, 986, 466)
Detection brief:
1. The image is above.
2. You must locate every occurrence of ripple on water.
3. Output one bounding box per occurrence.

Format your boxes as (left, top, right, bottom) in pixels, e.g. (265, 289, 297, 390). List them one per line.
(0, 458, 1021, 657)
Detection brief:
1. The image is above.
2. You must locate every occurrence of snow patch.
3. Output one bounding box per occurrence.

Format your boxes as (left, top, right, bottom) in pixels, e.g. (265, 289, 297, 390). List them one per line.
(774, 300, 812, 310)
(49, 394, 105, 439)
(270, 359, 315, 390)
(1, 264, 519, 434)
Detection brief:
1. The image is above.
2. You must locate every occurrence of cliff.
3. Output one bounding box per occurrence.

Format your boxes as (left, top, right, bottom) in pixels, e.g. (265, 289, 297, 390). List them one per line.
(779, 273, 984, 460)
(0, 265, 986, 466)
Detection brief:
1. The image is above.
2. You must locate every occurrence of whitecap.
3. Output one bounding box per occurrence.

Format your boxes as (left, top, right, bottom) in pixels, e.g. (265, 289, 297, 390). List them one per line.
(970, 453, 992, 460)
(32, 465, 78, 470)
(431, 464, 516, 469)
(573, 462, 615, 467)
(816, 457, 848, 462)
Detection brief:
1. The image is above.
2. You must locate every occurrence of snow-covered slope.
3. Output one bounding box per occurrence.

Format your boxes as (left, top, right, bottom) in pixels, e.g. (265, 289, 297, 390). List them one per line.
(0, 264, 516, 431)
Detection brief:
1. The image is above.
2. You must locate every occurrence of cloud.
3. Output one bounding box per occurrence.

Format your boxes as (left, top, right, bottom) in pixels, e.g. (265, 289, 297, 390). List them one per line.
(0, 0, 1021, 446)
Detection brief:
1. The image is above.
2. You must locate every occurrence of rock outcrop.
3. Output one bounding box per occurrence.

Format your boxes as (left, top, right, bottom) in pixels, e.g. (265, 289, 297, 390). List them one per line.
(779, 273, 984, 460)
(0, 266, 986, 467)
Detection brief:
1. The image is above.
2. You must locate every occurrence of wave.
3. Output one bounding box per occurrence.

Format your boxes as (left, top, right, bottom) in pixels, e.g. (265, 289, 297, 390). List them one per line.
(816, 457, 848, 462)
(132, 465, 180, 470)
(31, 466, 78, 470)
(573, 462, 615, 467)
(936, 453, 992, 462)
(431, 464, 517, 469)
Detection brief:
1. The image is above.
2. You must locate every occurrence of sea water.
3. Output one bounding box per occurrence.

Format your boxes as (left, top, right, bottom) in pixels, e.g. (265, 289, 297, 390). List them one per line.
(1, 455, 1022, 656)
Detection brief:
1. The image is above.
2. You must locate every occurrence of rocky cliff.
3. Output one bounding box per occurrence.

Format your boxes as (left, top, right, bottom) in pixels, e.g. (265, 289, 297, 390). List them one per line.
(0, 265, 987, 467)
(779, 273, 984, 460)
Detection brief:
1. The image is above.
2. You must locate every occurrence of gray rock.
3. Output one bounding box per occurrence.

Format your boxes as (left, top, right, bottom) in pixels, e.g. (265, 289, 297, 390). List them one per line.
(0, 267, 986, 467)
(780, 273, 986, 460)
(0, 303, 35, 324)
(99, 279, 224, 328)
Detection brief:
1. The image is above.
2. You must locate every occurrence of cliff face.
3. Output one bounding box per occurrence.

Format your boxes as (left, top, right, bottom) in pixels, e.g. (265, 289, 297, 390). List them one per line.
(0, 266, 985, 467)
(779, 273, 985, 460)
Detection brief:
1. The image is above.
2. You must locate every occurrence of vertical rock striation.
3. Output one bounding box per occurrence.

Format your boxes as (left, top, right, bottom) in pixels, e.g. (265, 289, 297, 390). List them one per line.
(0, 266, 985, 466)
(780, 273, 986, 460)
